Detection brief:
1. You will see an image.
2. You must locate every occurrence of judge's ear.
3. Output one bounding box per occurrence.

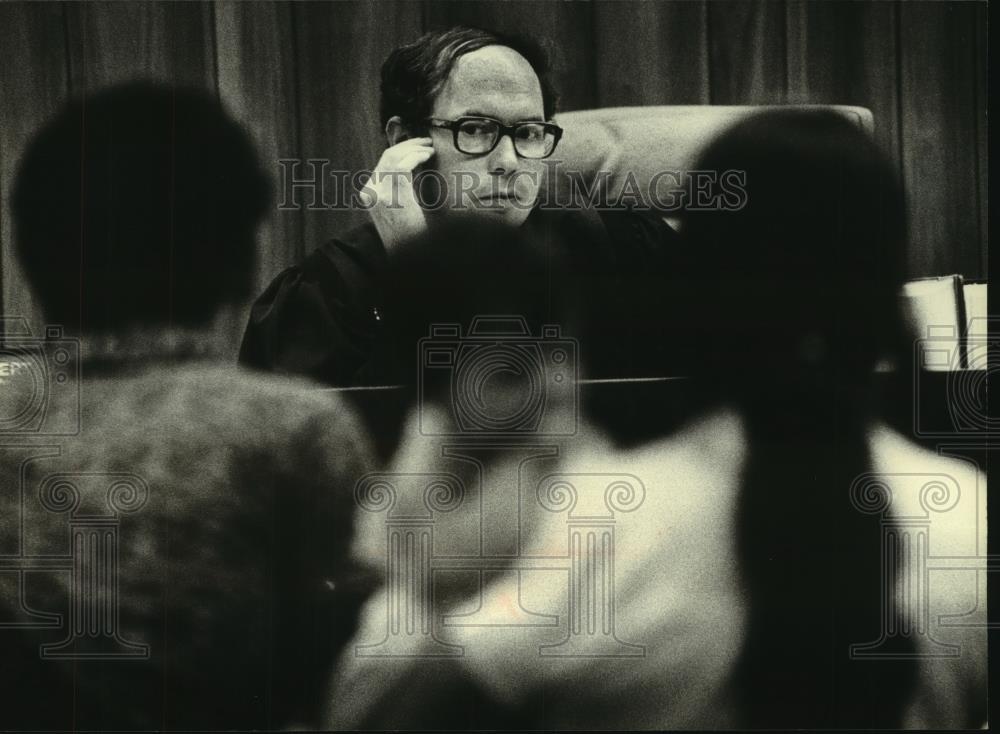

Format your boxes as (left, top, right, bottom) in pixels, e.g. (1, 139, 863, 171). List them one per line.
(385, 116, 409, 146)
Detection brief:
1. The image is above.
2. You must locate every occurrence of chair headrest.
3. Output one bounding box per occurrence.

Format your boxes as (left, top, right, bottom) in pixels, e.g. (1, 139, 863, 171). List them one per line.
(543, 105, 874, 211)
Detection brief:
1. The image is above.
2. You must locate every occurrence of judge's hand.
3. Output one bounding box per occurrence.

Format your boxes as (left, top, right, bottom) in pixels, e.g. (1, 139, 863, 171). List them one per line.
(360, 137, 434, 252)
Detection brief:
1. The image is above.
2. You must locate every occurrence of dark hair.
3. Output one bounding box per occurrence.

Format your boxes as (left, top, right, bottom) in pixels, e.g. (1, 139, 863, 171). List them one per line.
(671, 109, 917, 727)
(379, 26, 558, 131)
(12, 81, 272, 333)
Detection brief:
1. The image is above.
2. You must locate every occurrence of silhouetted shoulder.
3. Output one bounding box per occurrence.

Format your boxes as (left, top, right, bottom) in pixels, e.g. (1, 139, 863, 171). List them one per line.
(868, 424, 987, 729)
(239, 221, 387, 386)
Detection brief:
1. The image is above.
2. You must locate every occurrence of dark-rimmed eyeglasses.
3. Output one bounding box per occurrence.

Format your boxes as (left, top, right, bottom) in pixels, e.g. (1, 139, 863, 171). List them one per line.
(426, 116, 563, 159)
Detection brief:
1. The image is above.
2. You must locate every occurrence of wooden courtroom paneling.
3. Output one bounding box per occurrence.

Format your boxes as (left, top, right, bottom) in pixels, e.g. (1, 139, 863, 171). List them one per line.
(708, 0, 786, 105)
(899, 1, 984, 279)
(593, 0, 709, 106)
(0, 0, 989, 332)
(425, 0, 598, 112)
(0, 2, 70, 334)
(973, 3, 987, 280)
(64, 1, 215, 91)
(214, 0, 304, 290)
(292, 0, 423, 253)
(56, 1, 219, 342)
(785, 1, 901, 179)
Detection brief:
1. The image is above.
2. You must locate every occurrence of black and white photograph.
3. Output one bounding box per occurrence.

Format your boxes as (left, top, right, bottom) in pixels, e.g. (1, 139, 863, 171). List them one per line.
(0, 0, 990, 730)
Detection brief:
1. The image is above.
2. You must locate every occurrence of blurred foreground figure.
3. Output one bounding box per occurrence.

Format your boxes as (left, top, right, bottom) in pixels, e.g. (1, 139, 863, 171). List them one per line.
(323, 218, 579, 728)
(1, 82, 374, 730)
(324, 110, 986, 729)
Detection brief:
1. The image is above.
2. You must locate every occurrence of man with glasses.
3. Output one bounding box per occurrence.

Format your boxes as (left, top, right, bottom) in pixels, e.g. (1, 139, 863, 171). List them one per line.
(240, 26, 676, 387)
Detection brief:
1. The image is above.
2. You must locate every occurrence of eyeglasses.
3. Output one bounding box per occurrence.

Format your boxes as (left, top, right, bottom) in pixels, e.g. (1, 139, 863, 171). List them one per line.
(426, 116, 564, 159)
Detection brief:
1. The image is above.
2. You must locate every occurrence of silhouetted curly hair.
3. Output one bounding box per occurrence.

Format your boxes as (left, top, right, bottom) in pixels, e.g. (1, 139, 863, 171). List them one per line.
(13, 81, 272, 333)
(379, 26, 558, 132)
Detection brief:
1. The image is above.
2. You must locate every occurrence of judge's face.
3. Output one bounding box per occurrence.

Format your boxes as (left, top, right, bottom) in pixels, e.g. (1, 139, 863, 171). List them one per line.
(422, 45, 546, 228)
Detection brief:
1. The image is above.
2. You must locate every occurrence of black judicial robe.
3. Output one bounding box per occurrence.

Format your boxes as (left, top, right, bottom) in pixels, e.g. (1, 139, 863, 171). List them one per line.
(238, 207, 679, 387)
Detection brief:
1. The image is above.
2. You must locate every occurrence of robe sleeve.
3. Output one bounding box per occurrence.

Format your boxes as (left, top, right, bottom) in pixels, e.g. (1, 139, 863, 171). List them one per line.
(589, 208, 683, 379)
(238, 236, 383, 387)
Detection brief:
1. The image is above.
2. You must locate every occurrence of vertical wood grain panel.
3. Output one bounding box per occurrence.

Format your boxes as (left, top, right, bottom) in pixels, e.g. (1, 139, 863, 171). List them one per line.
(593, 0, 709, 106)
(973, 2, 987, 279)
(65, 1, 215, 92)
(785, 1, 899, 171)
(0, 2, 70, 331)
(708, 0, 785, 104)
(0, 0, 989, 332)
(425, 0, 597, 112)
(215, 1, 303, 290)
(293, 0, 423, 250)
(899, 1, 982, 279)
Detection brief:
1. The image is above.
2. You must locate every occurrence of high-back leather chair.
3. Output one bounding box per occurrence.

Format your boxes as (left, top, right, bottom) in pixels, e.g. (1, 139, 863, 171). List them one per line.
(546, 105, 873, 213)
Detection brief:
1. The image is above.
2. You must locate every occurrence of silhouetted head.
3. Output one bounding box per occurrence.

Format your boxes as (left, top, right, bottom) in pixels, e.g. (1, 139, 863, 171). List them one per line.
(671, 109, 917, 727)
(13, 81, 272, 334)
(673, 109, 908, 405)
